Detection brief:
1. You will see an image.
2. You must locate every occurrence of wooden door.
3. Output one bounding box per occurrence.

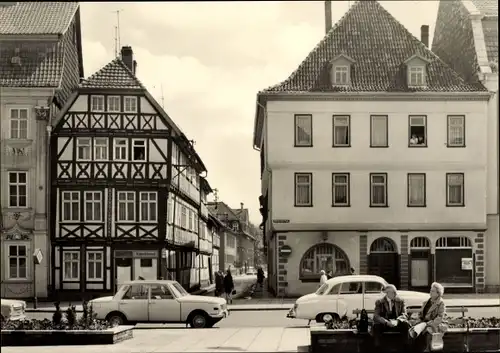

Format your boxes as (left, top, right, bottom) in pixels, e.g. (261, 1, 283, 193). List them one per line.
(411, 259, 429, 287)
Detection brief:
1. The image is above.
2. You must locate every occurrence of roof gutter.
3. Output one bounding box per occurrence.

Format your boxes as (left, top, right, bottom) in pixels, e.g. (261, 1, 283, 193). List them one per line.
(253, 95, 266, 150)
(259, 91, 492, 100)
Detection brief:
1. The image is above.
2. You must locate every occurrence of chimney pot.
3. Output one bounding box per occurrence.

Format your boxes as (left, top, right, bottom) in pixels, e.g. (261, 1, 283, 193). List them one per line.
(240, 202, 244, 210)
(120, 46, 135, 74)
(420, 25, 429, 47)
(133, 60, 137, 75)
(325, 1, 332, 34)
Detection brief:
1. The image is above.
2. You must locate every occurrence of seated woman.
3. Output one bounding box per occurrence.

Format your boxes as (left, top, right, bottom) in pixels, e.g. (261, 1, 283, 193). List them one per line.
(409, 282, 448, 352)
(372, 284, 411, 350)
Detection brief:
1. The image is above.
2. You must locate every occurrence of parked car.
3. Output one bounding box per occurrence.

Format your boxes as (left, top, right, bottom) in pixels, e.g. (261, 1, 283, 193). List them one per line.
(89, 280, 228, 328)
(286, 275, 429, 323)
(1, 298, 26, 324)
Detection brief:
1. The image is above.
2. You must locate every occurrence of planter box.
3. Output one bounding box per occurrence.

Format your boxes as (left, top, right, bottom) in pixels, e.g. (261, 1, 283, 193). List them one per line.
(0, 325, 134, 346)
(310, 326, 500, 353)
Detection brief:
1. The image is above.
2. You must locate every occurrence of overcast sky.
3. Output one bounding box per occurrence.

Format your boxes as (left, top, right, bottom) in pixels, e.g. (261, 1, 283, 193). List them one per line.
(80, 1, 439, 225)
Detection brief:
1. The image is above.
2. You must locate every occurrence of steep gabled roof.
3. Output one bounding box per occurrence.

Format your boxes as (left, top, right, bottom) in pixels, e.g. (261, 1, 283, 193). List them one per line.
(263, 0, 484, 93)
(207, 202, 239, 222)
(79, 58, 145, 89)
(470, 0, 498, 16)
(0, 2, 79, 35)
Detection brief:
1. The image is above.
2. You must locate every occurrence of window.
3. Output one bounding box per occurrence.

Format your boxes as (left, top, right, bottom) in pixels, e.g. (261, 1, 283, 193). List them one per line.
(300, 243, 350, 278)
(332, 115, 350, 147)
(141, 258, 153, 267)
(409, 66, 425, 86)
(409, 115, 427, 146)
(140, 192, 157, 222)
(124, 96, 137, 113)
(91, 96, 104, 112)
(86, 251, 103, 280)
(63, 251, 80, 280)
(118, 191, 135, 221)
(294, 173, 312, 207)
(332, 173, 350, 206)
(370, 173, 387, 207)
(340, 281, 362, 294)
(370, 115, 388, 147)
(8, 171, 27, 208)
(334, 66, 349, 85)
(180, 205, 187, 228)
(167, 198, 174, 224)
(114, 138, 128, 161)
(408, 173, 426, 207)
(132, 139, 146, 161)
(122, 284, 148, 300)
(150, 284, 174, 299)
(8, 245, 27, 279)
(326, 284, 341, 295)
(9, 108, 28, 139)
(94, 138, 108, 161)
(76, 137, 91, 160)
(107, 96, 121, 112)
(447, 115, 465, 147)
(316, 283, 329, 295)
(364, 281, 384, 293)
(294, 114, 312, 147)
(446, 173, 464, 206)
(84, 191, 102, 221)
(62, 191, 80, 221)
(188, 210, 193, 231)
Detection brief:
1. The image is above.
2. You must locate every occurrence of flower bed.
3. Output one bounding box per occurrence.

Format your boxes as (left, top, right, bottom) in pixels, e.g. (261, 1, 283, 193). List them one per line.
(311, 317, 500, 353)
(0, 301, 134, 346)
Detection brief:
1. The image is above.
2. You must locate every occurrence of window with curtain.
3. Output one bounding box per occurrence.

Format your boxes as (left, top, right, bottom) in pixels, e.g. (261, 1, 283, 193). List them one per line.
(294, 173, 312, 206)
(370, 173, 387, 206)
(447, 173, 464, 206)
(332, 173, 349, 206)
(408, 173, 426, 207)
(447, 115, 465, 147)
(294, 114, 312, 146)
(370, 115, 388, 147)
(332, 116, 350, 146)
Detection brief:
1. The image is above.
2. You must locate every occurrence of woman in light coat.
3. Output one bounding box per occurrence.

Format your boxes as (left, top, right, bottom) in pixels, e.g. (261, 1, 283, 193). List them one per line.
(410, 282, 448, 352)
(319, 270, 328, 287)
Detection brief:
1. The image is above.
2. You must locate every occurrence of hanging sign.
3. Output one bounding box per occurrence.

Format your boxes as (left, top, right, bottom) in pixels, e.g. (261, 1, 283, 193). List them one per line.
(461, 258, 473, 270)
(33, 248, 43, 265)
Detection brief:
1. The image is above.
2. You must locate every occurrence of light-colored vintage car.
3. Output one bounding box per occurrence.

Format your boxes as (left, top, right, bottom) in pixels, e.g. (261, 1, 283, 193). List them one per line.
(1, 298, 27, 324)
(89, 280, 228, 328)
(287, 275, 429, 323)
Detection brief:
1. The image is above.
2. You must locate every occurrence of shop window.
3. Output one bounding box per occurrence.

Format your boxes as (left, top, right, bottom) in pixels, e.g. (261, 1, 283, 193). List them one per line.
(299, 243, 350, 280)
(140, 258, 153, 267)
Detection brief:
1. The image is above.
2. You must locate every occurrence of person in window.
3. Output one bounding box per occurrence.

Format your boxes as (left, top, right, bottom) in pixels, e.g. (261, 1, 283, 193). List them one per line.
(409, 282, 448, 352)
(223, 269, 234, 304)
(410, 134, 419, 145)
(319, 270, 328, 287)
(418, 136, 425, 145)
(373, 284, 410, 351)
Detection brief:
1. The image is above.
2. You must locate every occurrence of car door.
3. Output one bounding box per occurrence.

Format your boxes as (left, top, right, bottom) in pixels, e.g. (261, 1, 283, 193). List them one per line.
(323, 283, 341, 313)
(148, 284, 181, 322)
(118, 284, 150, 322)
(362, 281, 385, 312)
(336, 280, 363, 317)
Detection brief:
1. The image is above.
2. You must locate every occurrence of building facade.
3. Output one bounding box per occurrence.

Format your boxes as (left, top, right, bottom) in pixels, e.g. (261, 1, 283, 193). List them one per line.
(50, 46, 208, 298)
(0, 2, 84, 299)
(431, 0, 499, 292)
(253, 1, 491, 296)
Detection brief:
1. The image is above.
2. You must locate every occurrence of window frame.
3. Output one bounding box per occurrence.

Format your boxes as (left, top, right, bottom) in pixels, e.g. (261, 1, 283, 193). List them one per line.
(86, 251, 104, 281)
(370, 115, 388, 148)
(107, 96, 121, 113)
(84, 191, 103, 222)
(408, 115, 428, 148)
(91, 95, 105, 112)
(294, 172, 313, 207)
(76, 137, 92, 161)
(61, 191, 81, 222)
(9, 107, 29, 140)
(62, 250, 80, 281)
(117, 191, 136, 222)
(332, 115, 351, 147)
(124, 96, 138, 113)
(132, 139, 147, 162)
(6, 243, 29, 280)
(407, 173, 426, 207)
(139, 191, 157, 222)
(333, 65, 349, 85)
(447, 115, 466, 148)
(332, 173, 350, 207)
(294, 114, 313, 147)
(114, 138, 129, 161)
(8, 171, 28, 208)
(408, 66, 425, 86)
(369, 173, 388, 207)
(93, 137, 109, 161)
(446, 173, 465, 207)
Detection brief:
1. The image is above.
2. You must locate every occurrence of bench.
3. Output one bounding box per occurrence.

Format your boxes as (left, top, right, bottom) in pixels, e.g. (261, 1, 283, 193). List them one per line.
(352, 306, 468, 320)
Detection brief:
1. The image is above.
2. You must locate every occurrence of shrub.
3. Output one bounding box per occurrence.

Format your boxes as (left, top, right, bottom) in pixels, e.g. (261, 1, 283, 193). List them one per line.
(65, 304, 77, 328)
(52, 302, 62, 326)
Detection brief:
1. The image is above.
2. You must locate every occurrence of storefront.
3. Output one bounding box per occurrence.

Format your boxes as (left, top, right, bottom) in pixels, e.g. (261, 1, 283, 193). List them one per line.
(435, 236, 474, 288)
(114, 249, 160, 289)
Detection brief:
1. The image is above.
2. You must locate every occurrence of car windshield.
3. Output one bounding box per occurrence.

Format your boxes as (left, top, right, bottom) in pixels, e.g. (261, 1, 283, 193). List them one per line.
(316, 283, 329, 295)
(170, 282, 189, 297)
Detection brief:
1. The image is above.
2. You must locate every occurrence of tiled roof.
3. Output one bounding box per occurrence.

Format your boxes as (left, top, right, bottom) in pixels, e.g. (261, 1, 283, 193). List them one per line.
(470, 0, 498, 15)
(79, 58, 144, 89)
(263, 1, 484, 93)
(0, 2, 78, 35)
(0, 41, 63, 87)
(482, 18, 498, 71)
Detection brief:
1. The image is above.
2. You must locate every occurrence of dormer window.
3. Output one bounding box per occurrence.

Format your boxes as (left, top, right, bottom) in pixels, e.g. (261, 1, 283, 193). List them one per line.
(409, 66, 425, 86)
(329, 54, 356, 87)
(334, 66, 349, 85)
(404, 54, 430, 87)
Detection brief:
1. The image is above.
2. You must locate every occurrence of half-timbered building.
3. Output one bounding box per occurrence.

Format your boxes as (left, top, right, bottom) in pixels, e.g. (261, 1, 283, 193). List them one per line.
(50, 46, 206, 298)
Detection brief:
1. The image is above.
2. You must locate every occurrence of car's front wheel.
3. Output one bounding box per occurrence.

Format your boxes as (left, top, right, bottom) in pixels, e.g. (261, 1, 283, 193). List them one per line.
(189, 311, 210, 328)
(106, 311, 127, 327)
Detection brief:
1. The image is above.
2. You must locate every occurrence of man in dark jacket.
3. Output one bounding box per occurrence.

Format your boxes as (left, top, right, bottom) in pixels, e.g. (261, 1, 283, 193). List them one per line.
(215, 270, 224, 297)
(373, 284, 410, 350)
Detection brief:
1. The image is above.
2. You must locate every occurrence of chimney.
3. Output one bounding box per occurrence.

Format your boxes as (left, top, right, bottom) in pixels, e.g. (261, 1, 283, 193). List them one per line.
(325, 1, 332, 34)
(120, 46, 134, 74)
(240, 202, 244, 211)
(133, 60, 137, 75)
(420, 25, 429, 47)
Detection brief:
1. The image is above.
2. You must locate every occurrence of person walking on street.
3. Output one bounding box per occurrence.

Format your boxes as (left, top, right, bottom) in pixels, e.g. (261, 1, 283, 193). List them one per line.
(215, 270, 224, 297)
(257, 267, 265, 288)
(319, 270, 328, 287)
(223, 269, 234, 304)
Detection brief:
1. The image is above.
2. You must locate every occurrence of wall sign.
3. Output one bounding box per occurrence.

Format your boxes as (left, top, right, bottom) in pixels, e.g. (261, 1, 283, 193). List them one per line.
(279, 245, 292, 257)
(461, 257, 473, 270)
(33, 248, 43, 265)
(273, 219, 290, 224)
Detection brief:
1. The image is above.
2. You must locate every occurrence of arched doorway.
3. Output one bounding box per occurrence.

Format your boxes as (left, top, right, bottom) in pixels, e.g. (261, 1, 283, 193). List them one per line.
(435, 237, 473, 288)
(409, 237, 431, 289)
(368, 237, 399, 287)
(299, 243, 351, 281)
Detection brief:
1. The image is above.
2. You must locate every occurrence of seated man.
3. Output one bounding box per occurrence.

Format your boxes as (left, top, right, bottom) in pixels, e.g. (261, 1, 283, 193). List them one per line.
(372, 284, 410, 350)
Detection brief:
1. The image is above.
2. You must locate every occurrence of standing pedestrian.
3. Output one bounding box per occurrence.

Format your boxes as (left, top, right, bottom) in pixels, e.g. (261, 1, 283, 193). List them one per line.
(223, 269, 234, 304)
(319, 270, 328, 287)
(257, 267, 265, 288)
(327, 271, 333, 280)
(350, 267, 355, 275)
(215, 270, 224, 297)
